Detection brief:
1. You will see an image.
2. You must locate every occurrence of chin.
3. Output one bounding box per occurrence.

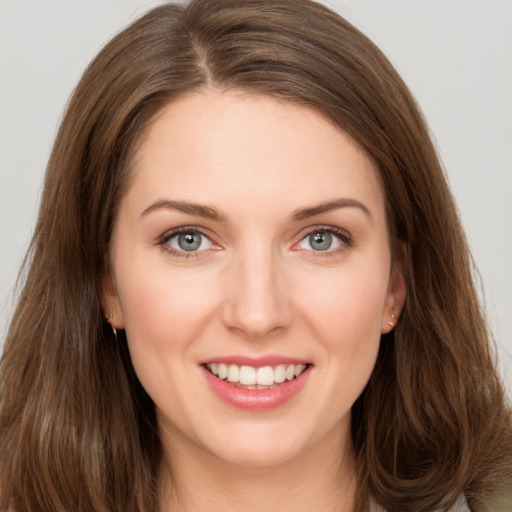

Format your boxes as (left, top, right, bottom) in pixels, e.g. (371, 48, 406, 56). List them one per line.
(196, 417, 324, 469)
(209, 437, 304, 469)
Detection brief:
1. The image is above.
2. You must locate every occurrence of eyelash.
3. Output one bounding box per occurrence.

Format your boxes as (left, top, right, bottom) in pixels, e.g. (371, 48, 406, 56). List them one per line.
(157, 226, 217, 259)
(156, 225, 353, 259)
(294, 225, 353, 255)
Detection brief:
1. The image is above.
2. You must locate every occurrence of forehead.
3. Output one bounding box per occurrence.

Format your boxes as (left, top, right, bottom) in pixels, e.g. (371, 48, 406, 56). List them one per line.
(127, 89, 385, 221)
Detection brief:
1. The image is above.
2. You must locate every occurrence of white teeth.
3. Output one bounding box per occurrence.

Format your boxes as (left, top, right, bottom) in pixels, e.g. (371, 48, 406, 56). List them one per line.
(274, 364, 286, 383)
(218, 363, 227, 379)
(206, 362, 308, 386)
(294, 364, 306, 377)
(239, 366, 256, 385)
(256, 366, 274, 386)
(227, 364, 239, 383)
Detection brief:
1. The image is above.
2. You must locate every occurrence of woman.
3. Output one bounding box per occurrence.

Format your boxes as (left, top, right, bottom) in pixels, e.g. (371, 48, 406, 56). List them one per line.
(0, 0, 510, 511)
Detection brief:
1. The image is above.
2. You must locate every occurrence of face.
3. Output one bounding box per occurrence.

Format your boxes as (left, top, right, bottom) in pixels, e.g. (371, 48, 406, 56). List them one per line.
(103, 89, 404, 468)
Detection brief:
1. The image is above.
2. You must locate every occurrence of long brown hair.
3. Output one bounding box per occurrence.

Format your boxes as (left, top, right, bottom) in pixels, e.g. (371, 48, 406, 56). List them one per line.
(1, 1, 511, 511)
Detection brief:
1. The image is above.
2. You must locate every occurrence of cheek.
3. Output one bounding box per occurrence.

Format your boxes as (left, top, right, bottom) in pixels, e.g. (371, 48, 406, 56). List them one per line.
(115, 260, 219, 355)
(299, 267, 387, 416)
(296, 259, 389, 379)
(302, 266, 388, 338)
(113, 261, 222, 416)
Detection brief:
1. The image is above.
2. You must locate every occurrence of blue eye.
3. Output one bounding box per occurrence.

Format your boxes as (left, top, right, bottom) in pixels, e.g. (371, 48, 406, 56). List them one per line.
(297, 228, 348, 252)
(165, 230, 214, 253)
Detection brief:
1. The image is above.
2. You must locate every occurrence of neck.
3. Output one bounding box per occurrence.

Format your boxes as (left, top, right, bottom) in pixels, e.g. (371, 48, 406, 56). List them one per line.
(157, 423, 357, 512)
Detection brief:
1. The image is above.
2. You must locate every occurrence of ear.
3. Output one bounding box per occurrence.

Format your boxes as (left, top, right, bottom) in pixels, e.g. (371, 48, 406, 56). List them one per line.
(381, 255, 407, 334)
(100, 273, 124, 329)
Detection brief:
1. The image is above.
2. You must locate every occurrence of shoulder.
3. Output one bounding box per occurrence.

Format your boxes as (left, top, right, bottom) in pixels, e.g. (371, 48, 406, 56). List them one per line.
(371, 495, 471, 512)
(449, 496, 472, 511)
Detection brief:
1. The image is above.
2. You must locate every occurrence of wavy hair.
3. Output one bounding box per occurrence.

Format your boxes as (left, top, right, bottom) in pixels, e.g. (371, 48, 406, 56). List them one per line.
(1, 1, 511, 511)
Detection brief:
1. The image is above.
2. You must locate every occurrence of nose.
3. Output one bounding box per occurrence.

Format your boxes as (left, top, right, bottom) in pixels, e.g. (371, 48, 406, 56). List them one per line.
(221, 247, 292, 340)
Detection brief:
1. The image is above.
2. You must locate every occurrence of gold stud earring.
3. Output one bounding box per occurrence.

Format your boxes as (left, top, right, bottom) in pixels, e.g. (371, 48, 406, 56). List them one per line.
(108, 313, 118, 340)
(387, 313, 396, 328)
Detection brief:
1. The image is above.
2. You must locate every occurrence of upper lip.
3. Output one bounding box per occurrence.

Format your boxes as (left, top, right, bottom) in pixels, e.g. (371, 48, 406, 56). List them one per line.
(200, 355, 312, 367)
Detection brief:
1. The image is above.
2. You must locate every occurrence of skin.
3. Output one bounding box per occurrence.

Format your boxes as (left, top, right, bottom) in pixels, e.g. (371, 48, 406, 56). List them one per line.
(103, 89, 405, 512)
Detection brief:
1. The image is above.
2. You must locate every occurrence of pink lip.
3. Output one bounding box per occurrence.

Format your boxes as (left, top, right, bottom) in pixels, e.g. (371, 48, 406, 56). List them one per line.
(201, 355, 310, 367)
(201, 364, 312, 411)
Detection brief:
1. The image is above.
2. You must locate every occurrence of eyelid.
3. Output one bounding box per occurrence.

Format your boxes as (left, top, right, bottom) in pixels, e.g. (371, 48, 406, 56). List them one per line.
(292, 224, 353, 252)
(156, 225, 221, 256)
(156, 224, 351, 258)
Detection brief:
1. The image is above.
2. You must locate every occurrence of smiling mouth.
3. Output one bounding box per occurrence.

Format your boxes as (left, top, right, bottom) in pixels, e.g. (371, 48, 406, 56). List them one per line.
(204, 363, 309, 389)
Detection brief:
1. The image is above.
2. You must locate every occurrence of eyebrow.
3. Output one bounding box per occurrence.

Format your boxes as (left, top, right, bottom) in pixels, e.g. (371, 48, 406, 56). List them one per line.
(140, 199, 228, 222)
(140, 197, 372, 224)
(291, 198, 373, 222)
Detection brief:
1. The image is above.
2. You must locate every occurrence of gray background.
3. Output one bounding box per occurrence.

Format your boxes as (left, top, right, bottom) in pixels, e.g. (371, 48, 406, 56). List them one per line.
(1, 0, 511, 392)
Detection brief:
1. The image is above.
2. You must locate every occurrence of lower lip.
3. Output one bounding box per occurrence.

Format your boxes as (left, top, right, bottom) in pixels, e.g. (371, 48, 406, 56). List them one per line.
(201, 366, 311, 411)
